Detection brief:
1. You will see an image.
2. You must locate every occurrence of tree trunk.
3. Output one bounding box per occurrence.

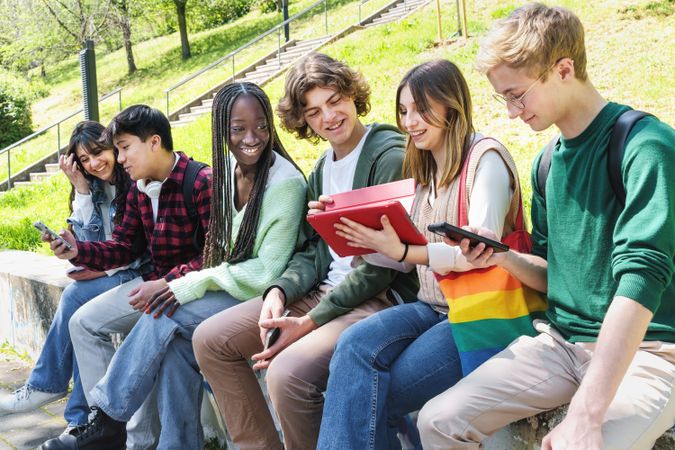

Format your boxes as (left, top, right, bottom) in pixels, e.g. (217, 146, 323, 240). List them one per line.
(122, 21, 137, 74)
(174, 0, 190, 59)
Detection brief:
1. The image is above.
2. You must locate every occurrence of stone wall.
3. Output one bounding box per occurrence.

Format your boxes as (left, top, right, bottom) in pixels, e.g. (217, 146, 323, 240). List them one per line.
(0, 250, 71, 360)
(484, 404, 675, 449)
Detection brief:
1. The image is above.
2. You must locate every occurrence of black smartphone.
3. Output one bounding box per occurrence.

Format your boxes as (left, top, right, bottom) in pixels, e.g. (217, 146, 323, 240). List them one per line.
(264, 310, 291, 350)
(427, 222, 509, 253)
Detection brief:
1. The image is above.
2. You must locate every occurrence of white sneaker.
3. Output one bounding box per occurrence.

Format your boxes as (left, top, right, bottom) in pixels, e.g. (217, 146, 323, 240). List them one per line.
(0, 385, 66, 413)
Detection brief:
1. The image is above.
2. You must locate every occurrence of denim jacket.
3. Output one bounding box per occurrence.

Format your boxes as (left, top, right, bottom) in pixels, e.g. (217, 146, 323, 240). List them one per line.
(67, 178, 110, 242)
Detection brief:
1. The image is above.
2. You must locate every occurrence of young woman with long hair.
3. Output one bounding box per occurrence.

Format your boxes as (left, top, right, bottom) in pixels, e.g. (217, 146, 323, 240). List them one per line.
(317, 59, 522, 450)
(0, 121, 142, 437)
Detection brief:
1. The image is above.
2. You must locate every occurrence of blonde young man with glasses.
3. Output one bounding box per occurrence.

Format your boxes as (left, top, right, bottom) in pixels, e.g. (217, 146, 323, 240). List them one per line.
(417, 3, 675, 450)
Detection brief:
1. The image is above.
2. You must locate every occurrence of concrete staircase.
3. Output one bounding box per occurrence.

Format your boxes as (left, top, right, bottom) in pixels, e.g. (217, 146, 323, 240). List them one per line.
(367, 0, 429, 26)
(10, 163, 61, 189)
(168, 0, 432, 128)
(171, 35, 332, 127)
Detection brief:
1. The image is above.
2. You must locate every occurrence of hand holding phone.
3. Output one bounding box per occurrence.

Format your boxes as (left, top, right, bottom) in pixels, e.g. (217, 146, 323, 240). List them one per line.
(264, 309, 291, 350)
(427, 222, 509, 253)
(34, 221, 73, 250)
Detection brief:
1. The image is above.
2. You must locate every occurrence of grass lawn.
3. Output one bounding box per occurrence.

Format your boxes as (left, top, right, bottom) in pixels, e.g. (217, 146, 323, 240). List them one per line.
(1, 0, 673, 252)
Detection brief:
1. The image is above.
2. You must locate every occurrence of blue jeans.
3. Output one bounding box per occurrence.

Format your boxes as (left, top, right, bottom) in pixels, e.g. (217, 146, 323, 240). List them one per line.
(26, 268, 139, 426)
(90, 290, 241, 450)
(318, 301, 463, 450)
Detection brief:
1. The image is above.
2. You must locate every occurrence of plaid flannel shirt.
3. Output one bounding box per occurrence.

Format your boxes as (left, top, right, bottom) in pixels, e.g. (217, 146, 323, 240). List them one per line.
(74, 152, 212, 281)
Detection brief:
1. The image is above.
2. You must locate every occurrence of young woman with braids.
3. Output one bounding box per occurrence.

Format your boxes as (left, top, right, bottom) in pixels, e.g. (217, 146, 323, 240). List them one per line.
(0, 121, 143, 437)
(38, 82, 307, 450)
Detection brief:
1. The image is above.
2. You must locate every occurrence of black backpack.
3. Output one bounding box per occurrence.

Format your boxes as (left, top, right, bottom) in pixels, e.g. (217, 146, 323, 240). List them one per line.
(183, 159, 209, 252)
(536, 110, 653, 207)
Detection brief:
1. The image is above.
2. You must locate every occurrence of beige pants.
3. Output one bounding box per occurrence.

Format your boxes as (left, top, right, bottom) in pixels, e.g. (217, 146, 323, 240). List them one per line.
(418, 321, 675, 450)
(192, 285, 391, 450)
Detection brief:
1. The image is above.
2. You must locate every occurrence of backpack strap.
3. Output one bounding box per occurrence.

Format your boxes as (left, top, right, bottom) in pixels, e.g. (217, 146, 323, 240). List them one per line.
(537, 110, 653, 209)
(457, 137, 524, 233)
(536, 137, 559, 207)
(607, 110, 653, 207)
(183, 158, 209, 251)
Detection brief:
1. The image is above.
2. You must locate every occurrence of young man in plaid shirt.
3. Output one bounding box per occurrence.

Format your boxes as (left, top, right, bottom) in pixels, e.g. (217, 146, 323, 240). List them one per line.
(44, 104, 211, 450)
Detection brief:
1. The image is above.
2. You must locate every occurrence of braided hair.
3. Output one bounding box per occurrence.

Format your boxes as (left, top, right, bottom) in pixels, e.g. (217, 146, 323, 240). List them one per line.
(203, 82, 304, 268)
(66, 121, 132, 227)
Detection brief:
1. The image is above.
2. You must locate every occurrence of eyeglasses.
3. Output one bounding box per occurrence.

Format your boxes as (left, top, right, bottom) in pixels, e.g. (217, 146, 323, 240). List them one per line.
(492, 63, 555, 110)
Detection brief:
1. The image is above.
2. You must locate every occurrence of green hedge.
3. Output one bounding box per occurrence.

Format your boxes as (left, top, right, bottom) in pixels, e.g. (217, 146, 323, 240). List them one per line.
(0, 71, 33, 149)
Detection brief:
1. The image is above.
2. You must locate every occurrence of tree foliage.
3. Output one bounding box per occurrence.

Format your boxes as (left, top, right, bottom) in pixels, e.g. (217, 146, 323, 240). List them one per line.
(0, 71, 33, 149)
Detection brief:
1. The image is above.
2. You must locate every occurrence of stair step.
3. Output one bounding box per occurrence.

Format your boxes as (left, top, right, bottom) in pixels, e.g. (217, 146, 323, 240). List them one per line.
(178, 111, 209, 121)
(241, 75, 273, 85)
(12, 181, 33, 188)
(263, 52, 305, 66)
(170, 120, 195, 128)
(189, 104, 213, 115)
(45, 163, 60, 173)
(29, 172, 56, 183)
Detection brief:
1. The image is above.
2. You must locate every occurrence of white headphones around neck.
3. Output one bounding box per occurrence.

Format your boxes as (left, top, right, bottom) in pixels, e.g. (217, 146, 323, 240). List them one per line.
(137, 179, 163, 199)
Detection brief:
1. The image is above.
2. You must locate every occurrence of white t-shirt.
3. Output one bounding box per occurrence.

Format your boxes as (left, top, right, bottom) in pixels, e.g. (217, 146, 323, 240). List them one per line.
(321, 126, 371, 287)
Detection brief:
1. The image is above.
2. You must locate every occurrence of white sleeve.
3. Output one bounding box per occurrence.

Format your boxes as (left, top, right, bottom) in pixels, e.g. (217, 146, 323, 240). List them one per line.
(361, 252, 416, 272)
(70, 191, 94, 225)
(428, 150, 513, 275)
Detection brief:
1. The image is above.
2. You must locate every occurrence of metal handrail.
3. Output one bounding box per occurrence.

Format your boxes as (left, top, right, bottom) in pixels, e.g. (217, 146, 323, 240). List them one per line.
(358, 0, 376, 23)
(165, 0, 330, 115)
(1, 87, 122, 189)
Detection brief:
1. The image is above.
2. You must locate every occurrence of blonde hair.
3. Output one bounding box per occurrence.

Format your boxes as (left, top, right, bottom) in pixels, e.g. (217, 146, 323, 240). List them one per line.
(476, 3, 587, 81)
(276, 52, 371, 143)
(397, 60, 474, 188)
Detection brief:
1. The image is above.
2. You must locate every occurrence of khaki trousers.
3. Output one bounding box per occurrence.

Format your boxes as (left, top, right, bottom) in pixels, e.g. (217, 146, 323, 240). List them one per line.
(192, 285, 391, 450)
(418, 321, 675, 450)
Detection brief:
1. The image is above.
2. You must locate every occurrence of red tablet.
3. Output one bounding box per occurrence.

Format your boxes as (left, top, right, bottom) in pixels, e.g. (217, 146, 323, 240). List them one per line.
(306, 179, 427, 257)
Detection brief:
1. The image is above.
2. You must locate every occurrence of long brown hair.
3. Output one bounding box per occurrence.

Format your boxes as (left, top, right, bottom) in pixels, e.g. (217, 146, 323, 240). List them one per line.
(397, 60, 474, 188)
(66, 120, 131, 226)
(204, 82, 304, 268)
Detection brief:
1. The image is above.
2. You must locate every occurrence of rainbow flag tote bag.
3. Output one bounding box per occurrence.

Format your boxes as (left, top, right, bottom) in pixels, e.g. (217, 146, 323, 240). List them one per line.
(435, 140, 547, 375)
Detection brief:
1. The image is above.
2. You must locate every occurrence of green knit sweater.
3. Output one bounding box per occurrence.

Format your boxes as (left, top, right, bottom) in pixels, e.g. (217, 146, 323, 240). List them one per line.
(169, 164, 306, 304)
(531, 102, 675, 343)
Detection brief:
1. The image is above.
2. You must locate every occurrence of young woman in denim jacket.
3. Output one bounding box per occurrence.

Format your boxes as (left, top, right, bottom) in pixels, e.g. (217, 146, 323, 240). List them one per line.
(0, 121, 143, 437)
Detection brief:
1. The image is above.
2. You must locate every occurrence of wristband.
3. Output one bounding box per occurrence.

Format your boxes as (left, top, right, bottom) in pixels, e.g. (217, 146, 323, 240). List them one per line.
(397, 243, 409, 263)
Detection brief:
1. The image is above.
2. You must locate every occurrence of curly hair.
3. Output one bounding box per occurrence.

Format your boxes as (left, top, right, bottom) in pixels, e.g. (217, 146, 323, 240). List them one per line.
(276, 52, 370, 143)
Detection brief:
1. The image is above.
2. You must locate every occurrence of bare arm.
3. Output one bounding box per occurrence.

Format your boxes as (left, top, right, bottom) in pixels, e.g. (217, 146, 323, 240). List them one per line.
(542, 296, 653, 450)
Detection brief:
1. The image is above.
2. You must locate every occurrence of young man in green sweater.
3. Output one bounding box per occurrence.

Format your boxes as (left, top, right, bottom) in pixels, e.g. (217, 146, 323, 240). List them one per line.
(192, 52, 419, 450)
(417, 4, 675, 450)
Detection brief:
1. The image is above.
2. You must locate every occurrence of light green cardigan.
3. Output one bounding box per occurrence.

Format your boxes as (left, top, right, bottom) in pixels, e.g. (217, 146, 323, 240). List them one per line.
(169, 170, 306, 304)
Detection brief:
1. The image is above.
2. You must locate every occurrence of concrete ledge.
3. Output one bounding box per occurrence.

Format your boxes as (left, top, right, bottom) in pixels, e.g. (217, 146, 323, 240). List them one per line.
(0, 250, 71, 360)
(484, 404, 675, 449)
(3, 249, 673, 448)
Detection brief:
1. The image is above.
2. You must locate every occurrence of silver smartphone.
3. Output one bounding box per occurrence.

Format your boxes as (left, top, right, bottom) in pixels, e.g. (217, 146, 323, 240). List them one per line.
(34, 221, 73, 250)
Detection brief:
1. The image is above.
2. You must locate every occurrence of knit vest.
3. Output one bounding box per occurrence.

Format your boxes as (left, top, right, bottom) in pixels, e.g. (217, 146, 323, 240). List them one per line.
(411, 137, 521, 309)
